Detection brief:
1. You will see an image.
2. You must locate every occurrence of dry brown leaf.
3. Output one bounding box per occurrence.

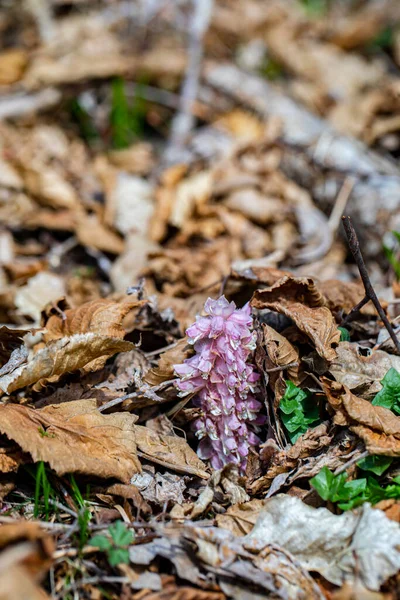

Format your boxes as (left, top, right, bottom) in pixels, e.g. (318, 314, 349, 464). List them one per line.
(0, 49, 28, 85)
(322, 379, 400, 456)
(263, 323, 300, 381)
(0, 399, 140, 481)
(103, 483, 151, 514)
(216, 499, 266, 535)
(0, 521, 44, 547)
(0, 333, 133, 394)
(22, 167, 79, 210)
(134, 425, 209, 479)
(0, 565, 50, 600)
(108, 143, 154, 175)
(145, 339, 191, 386)
(0, 444, 26, 474)
(140, 582, 225, 600)
(43, 296, 145, 342)
(75, 213, 125, 255)
(252, 276, 340, 361)
(250, 423, 333, 494)
(330, 342, 400, 397)
(319, 279, 377, 316)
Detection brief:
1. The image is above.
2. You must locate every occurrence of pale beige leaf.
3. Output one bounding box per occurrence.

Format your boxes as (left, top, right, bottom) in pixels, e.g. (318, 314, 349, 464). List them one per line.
(330, 342, 400, 397)
(14, 272, 66, 323)
(0, 334, 133, 394)
(0, 399, 140, 481)
(0, 566, 50, 600)
(252, 276, 340, 361)
(134, 425, 209, 479)
(75, 213, 125, 255)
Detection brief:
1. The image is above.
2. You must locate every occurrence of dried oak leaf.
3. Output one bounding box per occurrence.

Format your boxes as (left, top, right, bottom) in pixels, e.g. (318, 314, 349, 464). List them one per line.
(216, 499, 266, 535)
(252, 276, 340, 361)
(0, 333, 133, 394)
(263, 323, 300, 382)
(0, 399, 140, 481)
(322, 379, 400, 456)
(145, 339, 191, 386)
(43, 296, 145, 342)
(250, 423, 333, 494)
(134, 425, 209, 479)
(319, 279, 377, 316)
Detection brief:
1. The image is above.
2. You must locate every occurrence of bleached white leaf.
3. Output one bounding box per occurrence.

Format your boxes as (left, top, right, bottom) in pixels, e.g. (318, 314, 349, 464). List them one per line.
(245, 495, 400, 590)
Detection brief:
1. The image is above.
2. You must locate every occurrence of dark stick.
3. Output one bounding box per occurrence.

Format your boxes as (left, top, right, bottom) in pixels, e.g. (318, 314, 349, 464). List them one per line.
(341, 295, 369, 326)
(342, 216, 400, 354)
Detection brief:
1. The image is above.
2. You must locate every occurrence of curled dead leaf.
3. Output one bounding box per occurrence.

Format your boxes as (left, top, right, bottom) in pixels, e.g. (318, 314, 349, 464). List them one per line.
(145, 339, 191, 386)
(43, 296, 145, 342)
(322, 379, 400, 456)
(252, 276, 340, 361)
(263, 323, 300, 382)
(0, 333, 133, 394)
(134, 425, 209, 479)
(0, 399, 140, 481)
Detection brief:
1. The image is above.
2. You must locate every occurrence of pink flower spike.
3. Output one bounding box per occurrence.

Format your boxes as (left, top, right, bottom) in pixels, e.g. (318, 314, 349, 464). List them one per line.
(174, 295, 263, 473)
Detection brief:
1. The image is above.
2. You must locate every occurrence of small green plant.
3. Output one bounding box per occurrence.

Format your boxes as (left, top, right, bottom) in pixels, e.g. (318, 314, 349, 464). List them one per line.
(89, 521, 134, 567)
(279, 381, 321, 443)
(372, 368, 400, 414)
(70, 475, 91, 549)
(358, 454, 393, 476)
(33, 462, 56, 519)
(69, 98, 99, 144)
(299, 0, 330, 17)
(110, 78, 147, 149)
(383, 231, 400, 280)
(367, 26, 394, 52)
(338, 326, 350, 342)
(310, 465, 400, 510)
(260, 57, 283, 81)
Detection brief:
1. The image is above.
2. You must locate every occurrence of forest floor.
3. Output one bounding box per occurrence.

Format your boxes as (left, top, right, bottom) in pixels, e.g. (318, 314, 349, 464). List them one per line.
(1, 1, 400, 598)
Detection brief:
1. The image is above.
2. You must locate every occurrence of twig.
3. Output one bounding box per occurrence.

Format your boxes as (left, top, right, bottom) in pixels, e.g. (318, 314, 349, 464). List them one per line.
(342, 216, 400, 354)
(145, 341, 179, 358)
(165, 0, 214, 163)
(328, 177, 355, 233)
(98, 379, 176, 412)
(334, 450, 369, 476)
(47, 499, 78, 518)
(265, 362, 299, 373)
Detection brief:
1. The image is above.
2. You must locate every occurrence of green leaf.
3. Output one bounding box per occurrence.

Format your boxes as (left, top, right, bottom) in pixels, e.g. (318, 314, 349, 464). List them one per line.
(108, 547, 130, 567)
(89, 535, 112, 551)
(309, 466, 334, 500)
(311, 467, 400, 510)
(358, 455, 393, 476)
(338, 327, 350, 342)
(109, 521, 134, 547)
(280, 381, 320, 443)
(372, 368, 400, 414)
